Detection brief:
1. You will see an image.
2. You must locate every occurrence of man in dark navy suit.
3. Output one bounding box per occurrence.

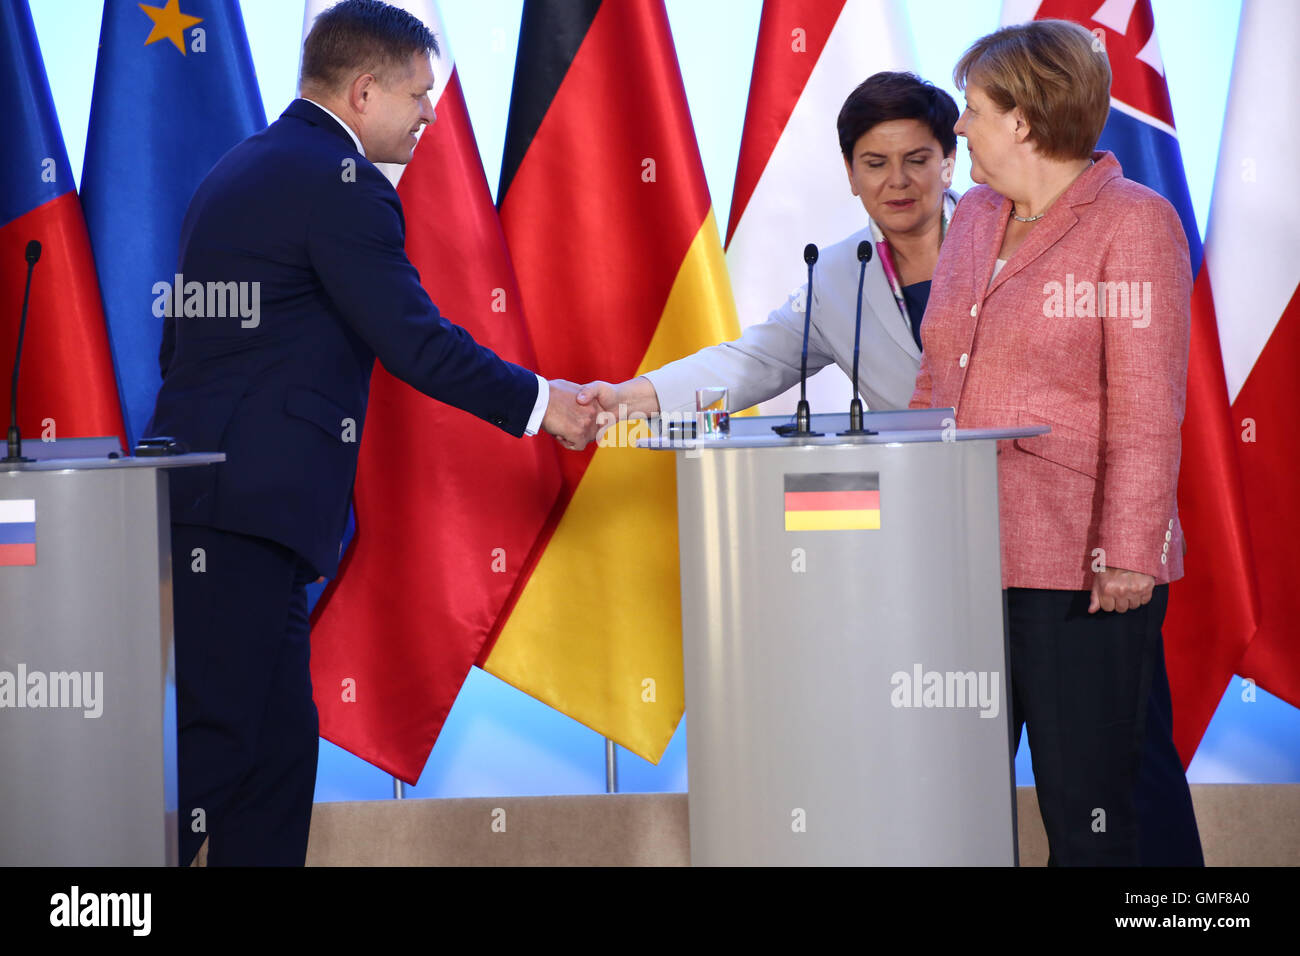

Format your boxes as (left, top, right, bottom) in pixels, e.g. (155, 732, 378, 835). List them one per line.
(147, 0, 597, 866)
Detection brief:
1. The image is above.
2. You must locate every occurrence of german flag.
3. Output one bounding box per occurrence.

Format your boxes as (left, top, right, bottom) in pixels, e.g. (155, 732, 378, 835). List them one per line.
(784, 473, 881, 531)
(478, 0, 740, 762)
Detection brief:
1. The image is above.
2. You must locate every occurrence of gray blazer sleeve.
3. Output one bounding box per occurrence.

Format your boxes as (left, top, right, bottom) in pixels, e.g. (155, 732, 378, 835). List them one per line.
(642, 285, 836, 414)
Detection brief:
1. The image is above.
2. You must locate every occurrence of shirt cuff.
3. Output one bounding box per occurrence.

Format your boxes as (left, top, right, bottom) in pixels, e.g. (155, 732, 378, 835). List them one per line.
(525, 374, 549, 437)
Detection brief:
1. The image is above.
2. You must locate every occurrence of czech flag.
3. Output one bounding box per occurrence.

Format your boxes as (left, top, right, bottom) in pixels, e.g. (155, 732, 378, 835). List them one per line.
(0, 0, 125, 447)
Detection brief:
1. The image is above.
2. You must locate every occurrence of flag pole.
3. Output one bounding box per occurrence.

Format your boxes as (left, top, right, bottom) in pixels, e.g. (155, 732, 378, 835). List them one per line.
(393, 777, 405, 799)
(604, 738, 619, 793)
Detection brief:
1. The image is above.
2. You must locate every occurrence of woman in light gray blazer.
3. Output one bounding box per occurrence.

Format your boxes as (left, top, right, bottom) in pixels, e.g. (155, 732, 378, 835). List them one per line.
(578, 71, 959, 417)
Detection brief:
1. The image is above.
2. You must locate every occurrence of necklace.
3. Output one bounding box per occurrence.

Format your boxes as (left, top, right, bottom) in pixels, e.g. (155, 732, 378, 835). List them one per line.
(1011, 159, 1095, 223)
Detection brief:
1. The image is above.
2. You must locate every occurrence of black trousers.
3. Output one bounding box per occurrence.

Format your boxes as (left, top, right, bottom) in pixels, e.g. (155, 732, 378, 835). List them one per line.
(1006, 585, 1202, 866)
(172, 523, 320, 866)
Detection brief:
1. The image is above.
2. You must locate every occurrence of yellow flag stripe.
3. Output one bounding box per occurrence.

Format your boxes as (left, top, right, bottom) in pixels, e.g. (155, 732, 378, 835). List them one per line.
(785, 510, 881, 531)
(483, 209, 738, 762)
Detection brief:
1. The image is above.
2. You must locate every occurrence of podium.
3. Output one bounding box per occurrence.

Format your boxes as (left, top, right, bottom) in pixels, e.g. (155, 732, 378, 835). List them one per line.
(639, 409, 1047, 865)
(0, 445, 223, 865)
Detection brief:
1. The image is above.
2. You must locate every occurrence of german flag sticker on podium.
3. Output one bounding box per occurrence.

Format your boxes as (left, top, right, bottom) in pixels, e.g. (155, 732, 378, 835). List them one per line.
(784, 473, 881, 532)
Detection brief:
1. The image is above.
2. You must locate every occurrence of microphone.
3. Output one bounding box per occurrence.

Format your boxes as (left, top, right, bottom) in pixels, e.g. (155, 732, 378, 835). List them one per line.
(793, 242, 821, 436)
(4, 240, 41, 464)
(840, 240, 877, 436)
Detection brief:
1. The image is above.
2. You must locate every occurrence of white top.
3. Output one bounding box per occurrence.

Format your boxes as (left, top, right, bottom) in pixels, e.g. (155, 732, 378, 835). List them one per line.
(989, 258, 1007, 287)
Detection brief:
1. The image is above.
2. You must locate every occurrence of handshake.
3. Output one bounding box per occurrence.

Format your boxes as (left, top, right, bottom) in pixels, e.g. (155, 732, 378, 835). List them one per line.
(540, 377, 661, 451)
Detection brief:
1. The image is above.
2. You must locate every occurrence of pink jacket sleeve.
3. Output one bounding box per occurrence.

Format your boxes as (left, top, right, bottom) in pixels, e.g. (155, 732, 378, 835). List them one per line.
(1096, 198, 1192, 576)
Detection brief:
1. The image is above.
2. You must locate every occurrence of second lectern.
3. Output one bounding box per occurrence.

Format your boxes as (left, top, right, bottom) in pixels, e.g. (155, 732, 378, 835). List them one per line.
(640, 408, 1047, 866)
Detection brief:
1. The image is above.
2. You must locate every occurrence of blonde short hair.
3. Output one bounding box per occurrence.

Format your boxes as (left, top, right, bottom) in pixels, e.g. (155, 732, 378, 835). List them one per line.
(954, 19, 1111, 161)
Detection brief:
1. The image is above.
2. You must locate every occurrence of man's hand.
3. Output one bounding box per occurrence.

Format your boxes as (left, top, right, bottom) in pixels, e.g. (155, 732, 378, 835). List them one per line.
(1088, 566, 1156, 613)
(542, 379, 601, 450)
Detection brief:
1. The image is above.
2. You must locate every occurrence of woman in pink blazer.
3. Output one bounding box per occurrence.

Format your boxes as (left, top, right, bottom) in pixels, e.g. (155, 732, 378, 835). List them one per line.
(912, 20, 1199, 865)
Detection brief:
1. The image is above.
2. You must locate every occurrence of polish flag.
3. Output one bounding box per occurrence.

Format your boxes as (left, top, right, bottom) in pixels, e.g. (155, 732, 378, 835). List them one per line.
(725, 0, 917, 415)
(1209, 0, 1300, 713)
(304, 0, 562, 783)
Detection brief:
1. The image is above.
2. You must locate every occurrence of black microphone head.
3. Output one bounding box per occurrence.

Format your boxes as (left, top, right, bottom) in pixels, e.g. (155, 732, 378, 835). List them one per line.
(803, 243, 819, 265)
(856, 240, 873, 263)
(25, 240, 41, 264)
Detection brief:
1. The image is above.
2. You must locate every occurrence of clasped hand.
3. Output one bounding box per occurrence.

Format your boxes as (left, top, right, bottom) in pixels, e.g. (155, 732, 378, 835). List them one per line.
(540, 379, 620, 450)
(541, 379, 643, 450)
(1088, 567, 1156, 613)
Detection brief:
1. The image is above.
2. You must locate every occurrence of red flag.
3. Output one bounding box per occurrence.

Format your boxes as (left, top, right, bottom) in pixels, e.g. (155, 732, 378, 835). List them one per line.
(306, 0, 562, 784)
(1013, 0, 1260, 764)
(1209, 0, 1300, 710)
(1, 0, 124, 446)
(477, 0, 742, 760)
(726, 0, 916, 415)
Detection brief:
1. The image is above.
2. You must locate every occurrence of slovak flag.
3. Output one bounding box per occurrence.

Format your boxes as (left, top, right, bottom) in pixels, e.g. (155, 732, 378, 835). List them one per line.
(1003, 0, 1259, 765)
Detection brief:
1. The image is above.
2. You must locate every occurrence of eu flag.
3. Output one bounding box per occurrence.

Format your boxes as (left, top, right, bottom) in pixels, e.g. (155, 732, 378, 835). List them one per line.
(81, 0, 266, 446)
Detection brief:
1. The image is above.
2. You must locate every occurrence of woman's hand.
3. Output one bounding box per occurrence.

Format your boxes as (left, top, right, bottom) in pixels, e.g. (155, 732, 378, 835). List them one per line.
(1088, 567, 1156, 613)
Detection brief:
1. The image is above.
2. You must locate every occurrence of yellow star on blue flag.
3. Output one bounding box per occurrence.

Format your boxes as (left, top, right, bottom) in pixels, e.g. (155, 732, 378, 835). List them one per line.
(139, 0, 203, 55)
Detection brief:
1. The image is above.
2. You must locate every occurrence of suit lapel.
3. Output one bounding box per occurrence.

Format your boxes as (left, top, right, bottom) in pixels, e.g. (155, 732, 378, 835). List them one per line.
(985, 205, 1080, 297)
(985, 153, 1119, 298)
(973, 190, 1010, 301)
(862, 251, 921, 359)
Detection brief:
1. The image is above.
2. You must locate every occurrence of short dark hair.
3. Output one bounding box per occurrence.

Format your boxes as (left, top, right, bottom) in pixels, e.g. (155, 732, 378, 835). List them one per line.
(300, 0, 438, 93)
(837, 71, 959, 160)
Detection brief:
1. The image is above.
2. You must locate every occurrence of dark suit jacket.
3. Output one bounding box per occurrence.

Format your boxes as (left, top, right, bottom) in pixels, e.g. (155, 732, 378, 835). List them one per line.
(148, 99, 539, 577)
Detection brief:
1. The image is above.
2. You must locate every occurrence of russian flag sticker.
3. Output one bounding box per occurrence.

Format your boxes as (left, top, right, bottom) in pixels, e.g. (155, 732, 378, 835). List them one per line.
(0, 499, 36, 566)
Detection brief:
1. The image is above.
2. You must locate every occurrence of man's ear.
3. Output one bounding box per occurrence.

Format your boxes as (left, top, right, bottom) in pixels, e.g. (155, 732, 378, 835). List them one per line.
(348, 73, 377, 114)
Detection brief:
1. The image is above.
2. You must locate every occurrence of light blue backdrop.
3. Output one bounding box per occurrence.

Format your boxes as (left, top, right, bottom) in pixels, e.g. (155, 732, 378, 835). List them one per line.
(29, 0, 1298, 797)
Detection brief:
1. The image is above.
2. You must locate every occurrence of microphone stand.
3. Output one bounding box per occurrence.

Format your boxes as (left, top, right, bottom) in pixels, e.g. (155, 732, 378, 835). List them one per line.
(4, 240, 41, 464)
(793, 243, 821, 436)
(839, 240, 876, 436)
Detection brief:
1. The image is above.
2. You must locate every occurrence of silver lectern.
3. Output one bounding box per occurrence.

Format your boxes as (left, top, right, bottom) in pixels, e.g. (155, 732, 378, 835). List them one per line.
(639, 409, 1047, 866)
(0, 442, 223, 865)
